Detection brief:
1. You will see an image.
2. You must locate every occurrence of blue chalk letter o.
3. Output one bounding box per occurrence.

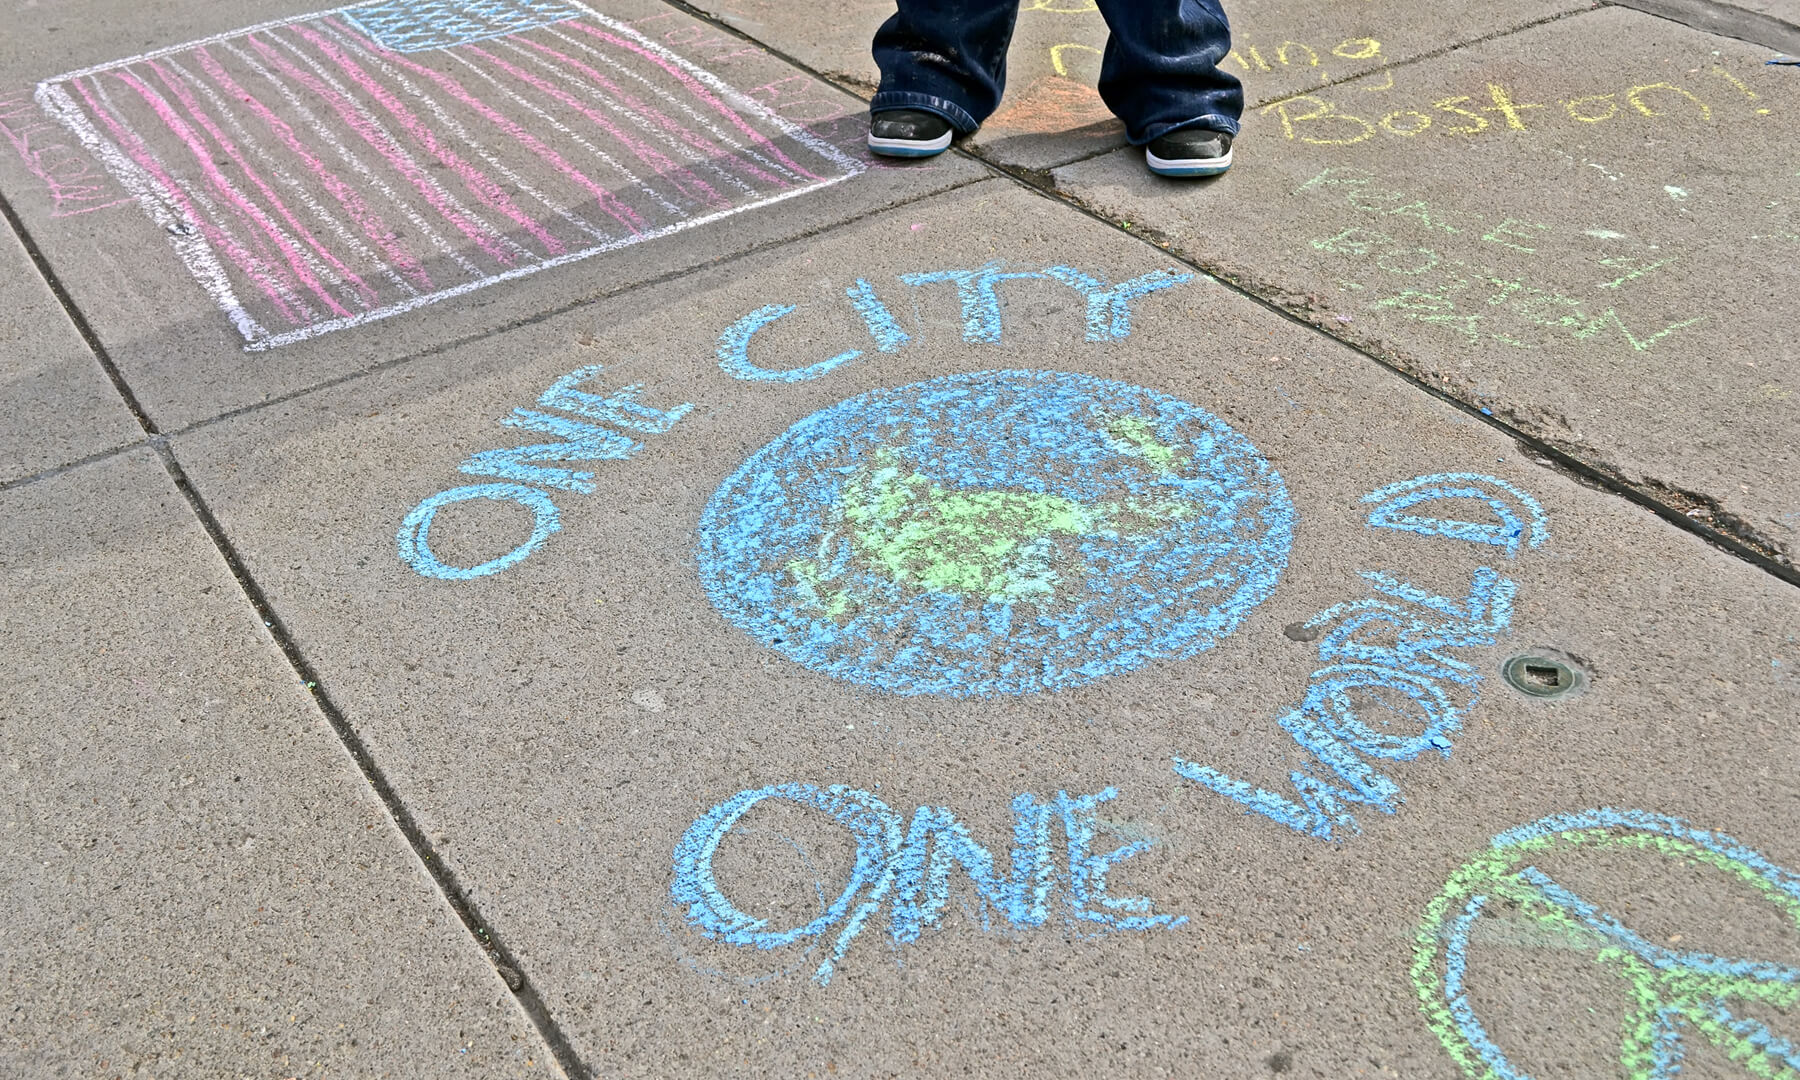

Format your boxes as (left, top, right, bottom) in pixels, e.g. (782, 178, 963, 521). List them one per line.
(397, 484, 561, 581)
(670, 783, 901, 950)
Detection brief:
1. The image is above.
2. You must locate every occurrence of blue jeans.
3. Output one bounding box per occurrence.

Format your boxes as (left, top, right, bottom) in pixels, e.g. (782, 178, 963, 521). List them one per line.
(870, 0, 1243, 145)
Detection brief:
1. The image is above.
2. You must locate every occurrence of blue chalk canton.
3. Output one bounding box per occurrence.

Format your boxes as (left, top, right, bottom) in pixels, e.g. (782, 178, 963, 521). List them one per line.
(344, 0, 586, 53)
(695, 370, 1295, 696)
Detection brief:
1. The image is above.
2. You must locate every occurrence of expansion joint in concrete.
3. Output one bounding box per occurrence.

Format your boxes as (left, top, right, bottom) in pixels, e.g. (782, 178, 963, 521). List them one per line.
(968, 154, 1800, 592)
(0, 185, 159, 437)
(1251, 5, 1602, 113)
(143, 436, 596, 1080)
(1604, 0, 1800, 55)
(639, 0, 1800, 592)
(163, 177, 984, 449)
(0, 438, 150, 494)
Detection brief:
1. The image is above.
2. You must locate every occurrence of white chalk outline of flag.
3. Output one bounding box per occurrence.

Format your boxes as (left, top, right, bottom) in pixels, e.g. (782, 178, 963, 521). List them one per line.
(35, 1, 866, 351)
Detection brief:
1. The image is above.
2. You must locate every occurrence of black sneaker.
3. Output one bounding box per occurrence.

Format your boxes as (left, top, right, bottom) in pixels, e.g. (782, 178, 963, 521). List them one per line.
(867, 109, 954, 158)
(1145, 128, 1234, 177)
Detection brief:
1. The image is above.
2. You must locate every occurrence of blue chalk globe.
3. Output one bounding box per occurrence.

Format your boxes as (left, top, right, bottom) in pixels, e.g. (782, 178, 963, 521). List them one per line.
(696, 370, 1294, 696)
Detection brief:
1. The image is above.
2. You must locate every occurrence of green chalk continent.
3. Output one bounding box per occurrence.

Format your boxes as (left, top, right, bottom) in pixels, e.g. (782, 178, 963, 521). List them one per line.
(1107, 414, 1188, 476)
(1414, 828, 1800, 1080)
(788, 421, 1198, 614)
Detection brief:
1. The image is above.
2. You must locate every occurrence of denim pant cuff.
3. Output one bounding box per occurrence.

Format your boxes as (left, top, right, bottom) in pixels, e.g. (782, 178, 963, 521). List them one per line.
(869, 92, 981, 135)
(1137, 113, 1241, 145)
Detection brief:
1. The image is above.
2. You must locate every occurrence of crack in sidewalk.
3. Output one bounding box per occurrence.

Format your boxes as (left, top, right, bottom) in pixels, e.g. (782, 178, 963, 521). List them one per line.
(0, 3, 1794, 1069)
(0, 181, 592, 1080)
(1002, 180, 1800, 586)
(647, 0, 1797, 588)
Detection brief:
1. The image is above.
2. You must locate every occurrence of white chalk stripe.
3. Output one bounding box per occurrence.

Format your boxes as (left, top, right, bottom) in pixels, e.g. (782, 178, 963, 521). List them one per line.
(541, 27, 787, 183)
(244, 170, 854, 350)
(96, 68, 327, 324)
(169, 54, 407, 304)
(47, 7, 360, 83)
(39, 2, 862, 346)
(321, 23, 618, 248)
(541, 27, 807, 191)
(47, 2, 861, 179)
(36, 79, 267, 343)
(448, 45, 690, 217)
(220, 37, 484, 281)
(88, 72, 318, 325)
(262, 24, 533, 268)
(497, 36, 762, 201)
(565, 5, 865, 176)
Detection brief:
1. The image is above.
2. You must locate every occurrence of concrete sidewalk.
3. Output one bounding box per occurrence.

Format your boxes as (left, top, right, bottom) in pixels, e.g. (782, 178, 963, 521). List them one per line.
(2, 1, 1796, 1077)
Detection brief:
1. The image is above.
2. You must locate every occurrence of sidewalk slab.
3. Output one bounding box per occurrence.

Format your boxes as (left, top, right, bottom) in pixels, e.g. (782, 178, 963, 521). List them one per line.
(173, 179, 1800, 1076)
(1614, 0, 1800, 54)
(681, 0, 1583, 171)
(0, 0, 985, 432)
(1057, 6, 1800, 565)
(0, 449, 548, 1076)
(0, 217, 139, 485)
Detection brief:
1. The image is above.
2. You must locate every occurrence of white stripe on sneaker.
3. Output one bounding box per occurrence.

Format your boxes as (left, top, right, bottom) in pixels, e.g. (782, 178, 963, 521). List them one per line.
(1145, 146, 1234, 176)
(868, 130, 953, 154)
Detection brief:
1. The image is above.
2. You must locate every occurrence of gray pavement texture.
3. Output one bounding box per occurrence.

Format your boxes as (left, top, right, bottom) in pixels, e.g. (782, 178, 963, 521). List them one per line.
(1, 449, 547, 1075)
(680, 0, 1588, 172)
(1, 0, 1797, 1078)
(1057, 6, 1800, 568)
(1613, 0, 1800, 55)
(0, 212, 139, 484)
(0, 0, 986, 430)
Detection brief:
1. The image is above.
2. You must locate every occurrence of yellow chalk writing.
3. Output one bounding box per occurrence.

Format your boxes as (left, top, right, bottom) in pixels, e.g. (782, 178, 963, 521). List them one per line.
(1483, 84, 1545, 130)
(1626, 82, 1711, 120)
(1049, 42, 1102, 78)
(1227, 37, 1382, 76)
(1332, 39, 1383, 61)
(1263, 96, 1375, 145)
(1565, 94, 1618, 123)
(1596, 257, 1674, 289)
(1432, 96, 1489, 135)
(1711, 66, 1759, 100)
(1265, 70, 1762, 145)
(1297, 168, 1471, 233)
(1294, 167, 1708, 356)
(1277, 42, 1320, 68)
(1389, 200, 1460, 234)
(1381, 110, 1432, 136)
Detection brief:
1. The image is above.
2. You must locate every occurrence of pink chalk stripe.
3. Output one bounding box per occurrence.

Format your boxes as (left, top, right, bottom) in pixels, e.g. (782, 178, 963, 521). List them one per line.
(246, 33, 518, 267)
(459, 43, 727, 212)
(289, 23, 566, 258)
(517, 37, 790, 191)
(113, 66, 349, 319)
(73, 74, 304, 325)
(324, 19, 645, 233)
(147, 60, 376, 312)
(196, 45, 431, 291)
(563, 21, 823, 184)
(112, 68, 323, 321)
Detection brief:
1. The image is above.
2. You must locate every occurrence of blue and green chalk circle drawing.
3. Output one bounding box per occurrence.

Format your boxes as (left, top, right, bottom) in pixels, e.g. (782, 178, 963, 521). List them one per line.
(1415, 808, 1800, 1080)
(695, 370, 1294, 696)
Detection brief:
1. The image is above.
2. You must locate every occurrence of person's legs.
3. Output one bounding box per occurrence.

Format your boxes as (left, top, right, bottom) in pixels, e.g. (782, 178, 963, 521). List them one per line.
(869, 0, 1023, 136)
(1091, 0, 1243, 153)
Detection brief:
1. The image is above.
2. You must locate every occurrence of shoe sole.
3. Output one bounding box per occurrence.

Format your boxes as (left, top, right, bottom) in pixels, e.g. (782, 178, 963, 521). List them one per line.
(1145, 146, 1233, 177)
(868, 131, 953, 157)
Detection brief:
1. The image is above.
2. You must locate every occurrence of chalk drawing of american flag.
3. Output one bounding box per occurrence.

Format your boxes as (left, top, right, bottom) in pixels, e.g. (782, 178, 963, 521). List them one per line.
(34, 0, 864, 350)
